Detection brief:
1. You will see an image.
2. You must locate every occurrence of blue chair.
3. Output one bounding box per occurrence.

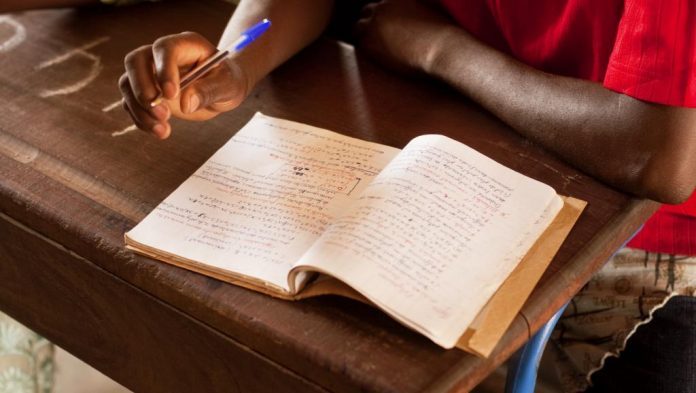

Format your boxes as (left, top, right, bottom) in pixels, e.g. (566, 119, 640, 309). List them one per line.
(504, 302, 568, 393)
(504, 228, 642, 393)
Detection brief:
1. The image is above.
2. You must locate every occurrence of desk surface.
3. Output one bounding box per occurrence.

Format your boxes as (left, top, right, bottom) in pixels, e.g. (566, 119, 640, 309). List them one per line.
(0, 2, 657, 392)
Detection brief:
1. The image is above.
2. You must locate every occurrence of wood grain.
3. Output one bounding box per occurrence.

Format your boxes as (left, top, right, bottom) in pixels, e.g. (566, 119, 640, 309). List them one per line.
(0, 1, 656, 392)
(0, 212, 327, 393)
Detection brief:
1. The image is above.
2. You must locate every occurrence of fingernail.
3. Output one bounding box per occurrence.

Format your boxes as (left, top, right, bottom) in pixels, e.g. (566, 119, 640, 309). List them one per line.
(153, 124, 165, 137)
(187, 95, 200, 113)
(162, 81, 176, 98)
(152, 104, 167, 120)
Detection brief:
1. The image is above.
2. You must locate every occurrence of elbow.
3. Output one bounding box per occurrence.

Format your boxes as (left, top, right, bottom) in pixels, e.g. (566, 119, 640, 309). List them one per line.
(630, 109, 696, 204)
(636, 156, 696, 204)
(640, 178, 695, 205)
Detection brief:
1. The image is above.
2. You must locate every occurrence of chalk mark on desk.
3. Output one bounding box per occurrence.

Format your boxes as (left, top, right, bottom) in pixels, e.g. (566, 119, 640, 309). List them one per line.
(0, 17, 26, 53)
(103, 98, 138, 137)
(104, 100, 139, 137)
(36, 37, 109, 69)
(102, 99, 123, 113)
(37, 37, 109, 98)
(112, 124, 137, 137)
(0, 130, 149, 222)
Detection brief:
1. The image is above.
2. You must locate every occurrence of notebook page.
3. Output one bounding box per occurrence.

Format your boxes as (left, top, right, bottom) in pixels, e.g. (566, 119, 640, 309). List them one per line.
(295, 134, 560, 346)
(126, 113, 399, 293)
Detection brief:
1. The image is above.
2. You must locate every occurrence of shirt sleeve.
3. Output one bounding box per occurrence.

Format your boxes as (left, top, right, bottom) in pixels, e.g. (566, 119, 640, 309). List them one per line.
(603, 0, 696, 107)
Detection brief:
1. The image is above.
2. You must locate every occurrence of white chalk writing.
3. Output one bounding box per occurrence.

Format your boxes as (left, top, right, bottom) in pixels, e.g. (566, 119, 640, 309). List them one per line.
(0, 17, 26, 53)
(37, 37, 109, 97)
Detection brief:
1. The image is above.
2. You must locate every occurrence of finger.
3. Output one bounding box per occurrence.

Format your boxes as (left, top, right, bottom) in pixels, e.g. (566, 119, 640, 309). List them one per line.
(179, 61, 245, 114)
(152, 32, 217, 100)
(121, 99, 168, 138)
(119, 73, 170, 138)
(124, 45, 159, 109)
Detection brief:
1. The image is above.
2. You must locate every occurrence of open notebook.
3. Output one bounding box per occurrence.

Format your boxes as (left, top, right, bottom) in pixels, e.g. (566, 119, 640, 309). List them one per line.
(125, 113, 585, 355)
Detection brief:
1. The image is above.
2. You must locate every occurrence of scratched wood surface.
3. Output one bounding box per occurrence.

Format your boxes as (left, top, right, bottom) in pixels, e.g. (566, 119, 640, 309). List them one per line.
(0, 213, 327, 393)
(0, 2, 657, 392)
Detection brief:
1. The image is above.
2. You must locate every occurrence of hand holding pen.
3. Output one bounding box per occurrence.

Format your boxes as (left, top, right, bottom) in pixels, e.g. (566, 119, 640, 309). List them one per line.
(119, 19, 271, 139)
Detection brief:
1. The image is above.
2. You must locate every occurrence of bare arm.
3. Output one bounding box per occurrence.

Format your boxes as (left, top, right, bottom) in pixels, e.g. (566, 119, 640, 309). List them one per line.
(217, 0, 334, 89)
(120, 0, 334, 138)
(357, 0, 696, 204)
(432, 29, 696, 203)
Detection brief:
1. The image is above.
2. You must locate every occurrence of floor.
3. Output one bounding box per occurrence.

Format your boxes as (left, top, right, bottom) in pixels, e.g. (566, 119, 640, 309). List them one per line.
(53, 347, 130, 393)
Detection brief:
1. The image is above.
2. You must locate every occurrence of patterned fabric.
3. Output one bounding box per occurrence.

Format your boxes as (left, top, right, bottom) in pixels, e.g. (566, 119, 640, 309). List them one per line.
(551, 248, 696, 392)
(0, 312, 54, 393)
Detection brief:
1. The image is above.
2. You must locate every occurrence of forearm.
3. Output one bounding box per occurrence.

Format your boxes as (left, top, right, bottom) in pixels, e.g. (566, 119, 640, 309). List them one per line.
(427, 28, 696, 202)
(220, 0, 334, 90)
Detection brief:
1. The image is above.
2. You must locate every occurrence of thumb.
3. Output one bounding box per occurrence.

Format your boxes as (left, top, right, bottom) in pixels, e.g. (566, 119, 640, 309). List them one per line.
(179, 61, 248, 114)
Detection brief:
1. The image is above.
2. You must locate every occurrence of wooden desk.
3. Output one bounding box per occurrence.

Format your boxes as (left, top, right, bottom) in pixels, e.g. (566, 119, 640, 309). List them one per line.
(0, 2, 657, 392)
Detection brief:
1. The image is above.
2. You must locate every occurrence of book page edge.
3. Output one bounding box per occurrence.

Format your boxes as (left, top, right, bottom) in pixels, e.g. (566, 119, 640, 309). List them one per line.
(124, 234, 296, 300)
(455, 195, 587, 357)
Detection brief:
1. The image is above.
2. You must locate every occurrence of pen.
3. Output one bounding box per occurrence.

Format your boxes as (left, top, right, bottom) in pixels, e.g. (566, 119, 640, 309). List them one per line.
(150, 18, 271, 107)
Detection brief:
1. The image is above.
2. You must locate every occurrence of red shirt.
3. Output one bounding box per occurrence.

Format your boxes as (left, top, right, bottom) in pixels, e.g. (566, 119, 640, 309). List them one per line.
(441, 0, 696, 255)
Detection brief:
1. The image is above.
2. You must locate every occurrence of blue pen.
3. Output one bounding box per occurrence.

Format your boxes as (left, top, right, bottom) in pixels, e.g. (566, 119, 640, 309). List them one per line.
(150, 18, 271, 107)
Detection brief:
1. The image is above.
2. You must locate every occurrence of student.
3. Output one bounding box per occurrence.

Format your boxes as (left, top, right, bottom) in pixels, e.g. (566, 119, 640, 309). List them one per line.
(120, 1, 696, 391)
(354, 2, 696, 391)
